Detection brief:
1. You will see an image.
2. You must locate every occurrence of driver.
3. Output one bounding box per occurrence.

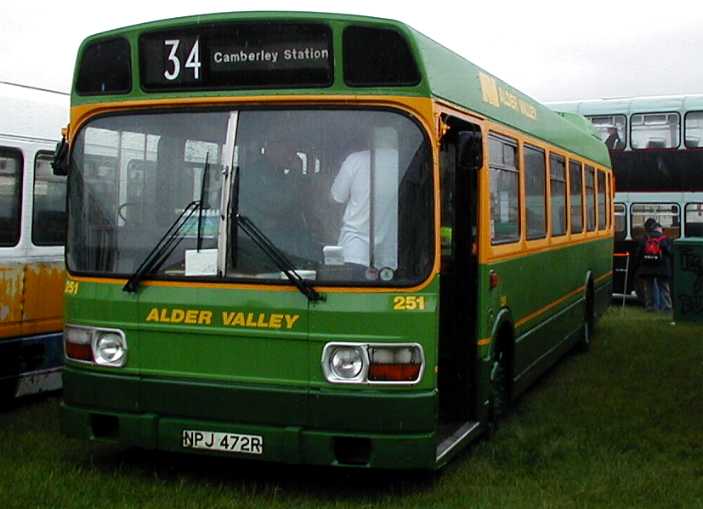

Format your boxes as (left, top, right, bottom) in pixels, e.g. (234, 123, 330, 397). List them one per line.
(236, 128, 315, 268)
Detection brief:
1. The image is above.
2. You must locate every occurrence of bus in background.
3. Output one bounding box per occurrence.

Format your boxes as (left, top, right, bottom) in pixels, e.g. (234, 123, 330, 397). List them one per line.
(0, 81, 68, 400)
(549, 95, 703, 297)
(58, 12, 612, 469)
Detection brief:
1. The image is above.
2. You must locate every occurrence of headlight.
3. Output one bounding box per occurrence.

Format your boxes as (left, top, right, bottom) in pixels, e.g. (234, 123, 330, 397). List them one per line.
(94, 331, 127, 367)
(323, 344, 367, 383)
(330, 347, 364, 379)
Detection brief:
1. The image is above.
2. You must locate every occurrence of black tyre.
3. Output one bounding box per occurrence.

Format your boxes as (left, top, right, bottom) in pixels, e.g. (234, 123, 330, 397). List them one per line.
(580, 283, 595, 352)
(489, 345, 510, 428)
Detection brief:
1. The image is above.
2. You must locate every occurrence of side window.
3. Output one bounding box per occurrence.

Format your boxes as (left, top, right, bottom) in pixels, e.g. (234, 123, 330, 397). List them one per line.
(524, 145, 546, 240)
(614, 203, 626, 242)
(631, 112, 680, 149)
(569, 160, 583, 234)
(587, 114, 627, 150)
(685, 203, 703, 237)
(489, 134, 519, 244)
(549, 154, 567, 236)
(0, 147, 23, 247)
(32, 152, 67, 246)
(631, 203, 681, 240)
(597, 170, 607, 230)
(586, 166, 596, 231)
(685, 112, 703, 148)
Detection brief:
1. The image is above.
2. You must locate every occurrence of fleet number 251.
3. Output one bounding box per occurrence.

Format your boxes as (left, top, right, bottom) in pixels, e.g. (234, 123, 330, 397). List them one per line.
(393, 296, 426, 310)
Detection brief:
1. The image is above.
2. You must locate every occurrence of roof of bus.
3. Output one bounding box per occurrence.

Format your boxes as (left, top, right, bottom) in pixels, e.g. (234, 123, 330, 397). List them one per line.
(547, 94, 703, 116)
(0, 82, 68, 142)
(74, 11, 610, 167)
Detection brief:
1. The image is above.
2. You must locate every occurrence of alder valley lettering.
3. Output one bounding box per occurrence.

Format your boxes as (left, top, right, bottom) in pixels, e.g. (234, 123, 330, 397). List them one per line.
(145, 307, 300, 330)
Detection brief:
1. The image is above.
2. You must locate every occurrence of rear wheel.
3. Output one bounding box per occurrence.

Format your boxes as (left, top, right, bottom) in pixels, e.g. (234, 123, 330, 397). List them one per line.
(581, 283, 595, 352)
(489, 343, 510, 429)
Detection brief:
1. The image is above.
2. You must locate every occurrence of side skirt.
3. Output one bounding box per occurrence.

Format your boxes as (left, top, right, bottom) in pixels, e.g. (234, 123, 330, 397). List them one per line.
(435, 420, 482, 466)
(512, 296, 584, 398)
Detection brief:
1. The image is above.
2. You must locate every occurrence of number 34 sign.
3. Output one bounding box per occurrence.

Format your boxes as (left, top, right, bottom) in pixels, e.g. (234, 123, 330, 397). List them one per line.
(163, 38, 201, 81)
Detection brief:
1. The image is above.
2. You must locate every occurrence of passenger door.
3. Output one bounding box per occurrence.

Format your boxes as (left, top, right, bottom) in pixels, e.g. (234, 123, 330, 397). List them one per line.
(438, 119, 481, 423)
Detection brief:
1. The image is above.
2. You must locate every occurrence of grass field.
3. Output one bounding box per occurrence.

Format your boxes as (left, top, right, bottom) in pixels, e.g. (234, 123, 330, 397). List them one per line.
(1, 307, 701, 509)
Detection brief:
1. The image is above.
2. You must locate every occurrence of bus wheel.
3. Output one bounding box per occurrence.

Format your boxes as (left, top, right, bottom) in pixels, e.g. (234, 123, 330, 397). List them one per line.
(489, 347, 509, 426)
(580, 283, 595, 352)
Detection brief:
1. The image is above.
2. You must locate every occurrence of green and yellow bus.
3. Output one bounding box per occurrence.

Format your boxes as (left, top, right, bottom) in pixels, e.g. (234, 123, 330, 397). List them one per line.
(58, 12, 613, 469)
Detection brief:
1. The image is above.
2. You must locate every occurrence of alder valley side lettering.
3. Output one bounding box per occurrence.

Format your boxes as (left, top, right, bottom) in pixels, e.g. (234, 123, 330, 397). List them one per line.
(145, 307, 300, 330)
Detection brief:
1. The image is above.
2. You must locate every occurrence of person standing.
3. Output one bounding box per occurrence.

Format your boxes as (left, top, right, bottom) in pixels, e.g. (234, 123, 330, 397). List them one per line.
(652, 222, 673, 311)
(330, 128, 399, 280)
(604, 126, 625, 150)
(636, 218, 672, 311)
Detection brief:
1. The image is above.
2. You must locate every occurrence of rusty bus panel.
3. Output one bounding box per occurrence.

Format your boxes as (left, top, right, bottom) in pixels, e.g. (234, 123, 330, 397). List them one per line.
(0, 263, 25, 339)
(22, 261, 65, 337)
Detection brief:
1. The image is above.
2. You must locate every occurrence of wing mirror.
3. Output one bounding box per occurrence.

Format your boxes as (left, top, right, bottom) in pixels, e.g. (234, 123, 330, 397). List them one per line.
(52, 135, 70, 176)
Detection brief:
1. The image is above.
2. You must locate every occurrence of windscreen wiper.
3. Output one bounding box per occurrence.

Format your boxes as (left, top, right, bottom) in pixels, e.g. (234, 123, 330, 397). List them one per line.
(236, 213, 324, 302)
(123, 200, 200, 293)
(196, 153, 210, 252)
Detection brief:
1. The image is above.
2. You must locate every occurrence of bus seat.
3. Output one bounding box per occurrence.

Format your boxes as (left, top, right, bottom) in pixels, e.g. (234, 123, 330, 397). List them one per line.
(646, 138, 666, 149)
(35, 211, 67, 244)
(686, 223, 703, 237)
(663, 227, 680, 238)
(0, 219, 17, 244)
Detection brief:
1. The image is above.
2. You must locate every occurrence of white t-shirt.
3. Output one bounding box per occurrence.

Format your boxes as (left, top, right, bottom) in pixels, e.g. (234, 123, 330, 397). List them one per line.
(330, 149, 399, 269)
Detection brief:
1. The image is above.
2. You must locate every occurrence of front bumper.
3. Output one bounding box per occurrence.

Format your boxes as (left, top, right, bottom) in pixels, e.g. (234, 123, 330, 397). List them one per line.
(61, 367, 438, 469)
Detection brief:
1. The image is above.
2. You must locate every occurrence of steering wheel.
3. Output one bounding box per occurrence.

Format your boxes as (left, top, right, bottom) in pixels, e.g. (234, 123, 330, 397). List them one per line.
(117, 202, 137, 222)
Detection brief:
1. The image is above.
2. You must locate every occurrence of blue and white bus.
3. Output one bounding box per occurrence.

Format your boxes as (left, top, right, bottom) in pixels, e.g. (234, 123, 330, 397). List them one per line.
(550, 94, 703, 296)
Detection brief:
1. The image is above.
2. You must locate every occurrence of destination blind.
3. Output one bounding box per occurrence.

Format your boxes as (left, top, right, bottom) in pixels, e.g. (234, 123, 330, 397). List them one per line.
(139, 22, 333, 90)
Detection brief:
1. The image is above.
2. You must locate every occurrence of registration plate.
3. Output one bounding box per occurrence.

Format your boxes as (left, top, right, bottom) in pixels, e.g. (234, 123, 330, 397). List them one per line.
(182, 430, 263, 455)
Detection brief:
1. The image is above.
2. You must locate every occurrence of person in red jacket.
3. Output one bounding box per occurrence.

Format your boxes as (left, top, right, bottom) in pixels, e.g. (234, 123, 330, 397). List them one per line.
(636, 218, 673, 311)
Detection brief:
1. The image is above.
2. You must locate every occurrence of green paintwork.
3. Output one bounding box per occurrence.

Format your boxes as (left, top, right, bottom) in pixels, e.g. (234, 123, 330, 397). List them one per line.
(71, 11, 609, 168)
(63, 277, 441, 469)
(478, 238, 613, 340)
(62, 399, 437, 468)
(62, 367, 437, 433)
(471, 237, 612, 408)
(65, 278, 439, 392)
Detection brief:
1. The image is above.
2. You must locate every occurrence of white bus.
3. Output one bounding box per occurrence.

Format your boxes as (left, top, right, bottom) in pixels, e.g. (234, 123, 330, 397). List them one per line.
(0, 81, 68, 400)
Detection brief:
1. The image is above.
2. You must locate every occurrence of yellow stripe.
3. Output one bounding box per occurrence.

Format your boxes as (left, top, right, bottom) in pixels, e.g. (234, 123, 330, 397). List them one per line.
(515, 285, 584, 328)
(487, 233, 614, 264)
(595, 270, 613, 284)
(67, 275, 435, 294)
(476, 269, 612, 346)
(514, 270, 612, 329)
(69, 94, 436, 140)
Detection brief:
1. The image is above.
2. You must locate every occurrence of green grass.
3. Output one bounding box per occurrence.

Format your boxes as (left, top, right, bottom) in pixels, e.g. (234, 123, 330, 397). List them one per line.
(1, 307, 702, 509)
